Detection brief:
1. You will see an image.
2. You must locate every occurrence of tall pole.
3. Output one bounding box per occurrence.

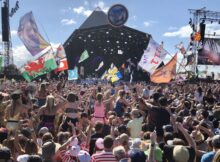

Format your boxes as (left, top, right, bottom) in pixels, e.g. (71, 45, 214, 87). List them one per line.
(1, 0, 13, 70)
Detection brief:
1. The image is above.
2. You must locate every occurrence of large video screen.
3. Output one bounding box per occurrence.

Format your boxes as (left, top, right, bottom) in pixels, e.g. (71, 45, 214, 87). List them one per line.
(198, 38, 220, 65)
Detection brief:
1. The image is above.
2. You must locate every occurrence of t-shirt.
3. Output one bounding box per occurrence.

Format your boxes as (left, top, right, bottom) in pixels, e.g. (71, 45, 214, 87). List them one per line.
(201, 151, 215, 162)
(127, 116, 143, 138)
(162, 145, 195, 162)
(148, 107, 170, 136)
(91, 151, 117, 162)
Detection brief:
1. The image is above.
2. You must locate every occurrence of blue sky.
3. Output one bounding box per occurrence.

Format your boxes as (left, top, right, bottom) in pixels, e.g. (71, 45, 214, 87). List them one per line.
(1, 0, 220, 67)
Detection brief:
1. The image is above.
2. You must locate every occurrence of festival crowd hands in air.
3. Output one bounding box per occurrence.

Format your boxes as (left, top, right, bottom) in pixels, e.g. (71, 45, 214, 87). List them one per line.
(1, 79, 220, 162)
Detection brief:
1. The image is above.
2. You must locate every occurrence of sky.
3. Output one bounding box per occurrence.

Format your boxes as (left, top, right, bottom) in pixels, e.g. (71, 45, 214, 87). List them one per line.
(1, 0, 220, 68)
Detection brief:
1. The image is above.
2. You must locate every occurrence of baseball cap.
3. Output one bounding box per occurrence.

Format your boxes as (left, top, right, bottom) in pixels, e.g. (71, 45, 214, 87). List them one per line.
(78, 150, 91, 162)
(95, 138, 104, 150)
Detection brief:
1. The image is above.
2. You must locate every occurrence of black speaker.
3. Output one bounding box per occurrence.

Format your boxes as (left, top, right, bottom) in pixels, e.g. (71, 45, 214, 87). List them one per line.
(1, 6, 9, 42)
(200, 23, 206, 43)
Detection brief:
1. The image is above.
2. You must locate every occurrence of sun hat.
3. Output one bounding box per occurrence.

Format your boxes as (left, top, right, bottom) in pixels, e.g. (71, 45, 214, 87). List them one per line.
(173, 145, 189, 162)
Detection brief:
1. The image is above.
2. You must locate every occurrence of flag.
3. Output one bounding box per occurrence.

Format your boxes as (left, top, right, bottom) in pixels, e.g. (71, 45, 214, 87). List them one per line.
(68, 67, 78, 80)
(20, 49, 57, 82)
(138, 38, 168, 74)
(103, 64, 123, 82)
(175, 42, 186, 55)
(194, 32, 201, 41)
(0, 56, 3, 72)
(95, 61, 104, 71)
(150, 54, 177, 83)
(55, 44, 66, 59)
(78, 50, 89, 63)
(55, 58, 68, 72)
(111, 71, 122, 83)
(101, 71, 107, 80)
(18, 12, 50, 56)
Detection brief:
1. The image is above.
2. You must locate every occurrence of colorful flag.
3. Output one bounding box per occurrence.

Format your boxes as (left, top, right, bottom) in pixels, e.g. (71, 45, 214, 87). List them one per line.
(194, 32, 201, 41)
(175, 42, 186, 55)
(78, 50, 89, 63)
(18, 12, 50, 56)
(0, 56, 3, 72)
(68, 67, 78, 80)
(20, 49, 57, 82)
(150, 54, 177, 83)
(55, 44, 66, 59)
(138, 38, 168, 74)
(55, 58, 68, 72)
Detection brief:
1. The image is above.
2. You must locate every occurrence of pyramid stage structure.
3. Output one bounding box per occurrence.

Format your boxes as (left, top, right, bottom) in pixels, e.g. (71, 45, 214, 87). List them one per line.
(63, 8, 151, 81)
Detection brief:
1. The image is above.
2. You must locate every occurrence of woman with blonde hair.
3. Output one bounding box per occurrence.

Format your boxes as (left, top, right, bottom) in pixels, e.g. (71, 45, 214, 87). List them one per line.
(37, 95, 63, 133)
(37, 83, 48, 107)
(213, 150, 220, 162)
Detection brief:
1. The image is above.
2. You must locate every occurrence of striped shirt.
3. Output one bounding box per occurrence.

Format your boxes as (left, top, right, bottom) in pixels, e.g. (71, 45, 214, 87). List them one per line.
(91, 151, 117, 162)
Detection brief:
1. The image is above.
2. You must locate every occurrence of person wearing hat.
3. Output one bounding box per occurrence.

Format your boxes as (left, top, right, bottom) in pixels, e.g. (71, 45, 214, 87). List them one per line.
(91, 135, 117, 162)
(95, 138, 104, 153)
(5, 89, 29, 120)
(78, 150, 91, 162)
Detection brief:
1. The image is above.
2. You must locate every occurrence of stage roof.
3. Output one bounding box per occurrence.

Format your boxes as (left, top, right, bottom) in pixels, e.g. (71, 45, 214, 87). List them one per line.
(64, 8, 150, 79)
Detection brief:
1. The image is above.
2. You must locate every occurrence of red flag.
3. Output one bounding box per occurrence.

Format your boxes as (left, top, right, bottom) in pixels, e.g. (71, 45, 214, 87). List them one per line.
(150, 54, 177, 83)
(55, 58, 68, 72)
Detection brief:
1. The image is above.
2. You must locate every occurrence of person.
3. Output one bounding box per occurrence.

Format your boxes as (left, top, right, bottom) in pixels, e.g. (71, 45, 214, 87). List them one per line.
(37, 95, 62, 133)
(37, 83, 48, 107)
(91, 135, 117, 162)
(194, 86, 204, 103)
(60, 93, 79, 131)
(5, 90, 29, 120)
(113, 146, 128, 162)
(114, 90, 130, 117)
(201, 135, 220, 162)
(127, 109, 145, 138)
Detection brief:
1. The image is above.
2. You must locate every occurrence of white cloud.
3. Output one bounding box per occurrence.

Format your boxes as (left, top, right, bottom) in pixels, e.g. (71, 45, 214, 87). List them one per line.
(164, 23, 220, 38)
(13, 45, 32, 67)
(94, 1, 109, 13)
(163, 25, 192, 38)
(84, 1, 89, 6)
(143, 20, 158, 27)
(168, 26, 178, 30)
(61, 19, 76, 25)
(11, 30, 17, 36)
(73, 6, 92, 17)
(13, 43, 59, 68)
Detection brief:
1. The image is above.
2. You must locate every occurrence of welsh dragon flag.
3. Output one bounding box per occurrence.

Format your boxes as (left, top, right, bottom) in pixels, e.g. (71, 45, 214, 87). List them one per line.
(20, 49, 57, 82)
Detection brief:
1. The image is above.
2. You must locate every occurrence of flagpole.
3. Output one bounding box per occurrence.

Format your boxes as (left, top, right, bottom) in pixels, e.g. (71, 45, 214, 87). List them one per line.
(35, 17, 55, 53)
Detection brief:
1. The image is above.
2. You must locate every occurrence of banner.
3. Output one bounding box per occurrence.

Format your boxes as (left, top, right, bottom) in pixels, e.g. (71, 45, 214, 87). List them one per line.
(150, 54, 177, 83)
(138, 38, 168, 74)
(198, 38, 220, 65)
(55, 44, 66, 59)
(20, 49, 57, 82)
(68, 67, 78, 80)
(78, 50, 89, 63)
(55, 58, 68, 72)
(54, 44, 68, 72)
(18, 12, 50, 56)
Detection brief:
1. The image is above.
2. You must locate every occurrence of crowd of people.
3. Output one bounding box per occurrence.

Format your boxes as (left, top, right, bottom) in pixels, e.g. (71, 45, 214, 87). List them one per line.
(1, 78, 220, 162)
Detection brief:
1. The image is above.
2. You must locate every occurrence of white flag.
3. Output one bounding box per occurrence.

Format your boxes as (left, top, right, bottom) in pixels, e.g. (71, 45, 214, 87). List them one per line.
(138, 38, 168, 74)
